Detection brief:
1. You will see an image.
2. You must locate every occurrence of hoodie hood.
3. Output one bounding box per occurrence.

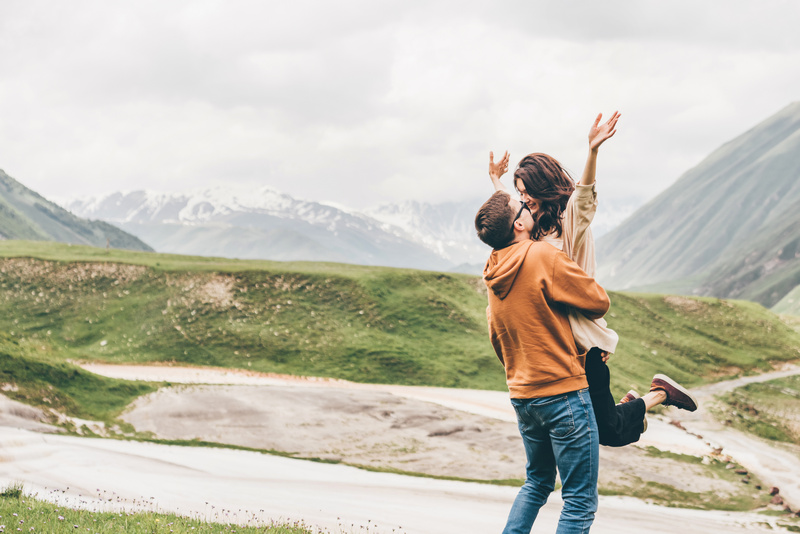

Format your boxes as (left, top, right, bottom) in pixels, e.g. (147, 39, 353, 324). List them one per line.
(483, 240, 533, 300)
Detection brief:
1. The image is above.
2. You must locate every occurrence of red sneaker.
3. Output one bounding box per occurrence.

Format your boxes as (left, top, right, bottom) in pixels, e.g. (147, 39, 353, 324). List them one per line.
(650, 374, 698, 412)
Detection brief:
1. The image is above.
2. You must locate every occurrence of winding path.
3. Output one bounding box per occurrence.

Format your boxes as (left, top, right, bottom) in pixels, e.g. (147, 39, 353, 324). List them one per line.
(675, 364, 800, 509)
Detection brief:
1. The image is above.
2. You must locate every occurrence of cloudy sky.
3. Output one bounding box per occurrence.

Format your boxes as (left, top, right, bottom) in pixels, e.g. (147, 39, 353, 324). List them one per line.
(1, 0, 798, 214)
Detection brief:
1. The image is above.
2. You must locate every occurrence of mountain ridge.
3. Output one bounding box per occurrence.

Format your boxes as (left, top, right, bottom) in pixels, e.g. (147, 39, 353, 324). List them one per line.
(60, 182, 639, 274)
(0, 169, 152, 252)
(596, 101, 800, 307)
(62, 187, 471, 271)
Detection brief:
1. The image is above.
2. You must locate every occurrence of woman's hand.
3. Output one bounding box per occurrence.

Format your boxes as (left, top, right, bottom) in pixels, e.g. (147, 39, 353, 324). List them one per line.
(489, 150, 510, 182)
(588, 111, 620, 151)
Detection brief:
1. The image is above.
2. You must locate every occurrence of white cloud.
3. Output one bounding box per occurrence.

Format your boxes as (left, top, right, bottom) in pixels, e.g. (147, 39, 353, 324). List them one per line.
(0, 0, 798, 212)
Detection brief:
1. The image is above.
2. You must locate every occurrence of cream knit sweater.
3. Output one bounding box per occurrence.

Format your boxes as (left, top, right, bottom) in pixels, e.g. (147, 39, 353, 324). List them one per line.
(541, 183, 619, 353)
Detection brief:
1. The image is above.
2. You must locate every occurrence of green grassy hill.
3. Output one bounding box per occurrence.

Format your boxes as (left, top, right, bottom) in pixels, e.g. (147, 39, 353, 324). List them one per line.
(1, 240, 799, 425)
(0, 333, 155, 428)
(773, 284, 800, 316)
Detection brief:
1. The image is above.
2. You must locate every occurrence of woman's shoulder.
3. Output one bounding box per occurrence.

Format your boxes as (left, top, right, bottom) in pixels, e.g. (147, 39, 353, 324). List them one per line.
(538, 232, 564, 252)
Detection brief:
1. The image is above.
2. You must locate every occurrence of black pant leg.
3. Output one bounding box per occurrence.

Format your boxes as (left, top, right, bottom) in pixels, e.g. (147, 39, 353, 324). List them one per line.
(585, 348, 646, 447)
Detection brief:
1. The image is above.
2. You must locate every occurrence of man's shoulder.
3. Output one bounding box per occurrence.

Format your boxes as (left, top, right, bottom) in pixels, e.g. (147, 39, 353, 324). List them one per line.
(525, 240, 562, 259)
(501, 240, 565, 270)
(525, 240, 581, 277)
(516, 240, 563, 277)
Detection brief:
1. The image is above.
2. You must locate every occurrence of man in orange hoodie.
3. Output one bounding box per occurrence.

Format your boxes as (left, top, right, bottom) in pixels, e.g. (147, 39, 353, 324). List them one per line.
(475, 190, 609, 534)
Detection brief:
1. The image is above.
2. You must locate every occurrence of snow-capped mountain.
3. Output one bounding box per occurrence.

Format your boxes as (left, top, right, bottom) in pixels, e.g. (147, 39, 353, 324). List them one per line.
(60, 187, 482, 271)
(65, 186, 339, 225)
(365, 199, 490, 270)
(60, 186, 635, 273)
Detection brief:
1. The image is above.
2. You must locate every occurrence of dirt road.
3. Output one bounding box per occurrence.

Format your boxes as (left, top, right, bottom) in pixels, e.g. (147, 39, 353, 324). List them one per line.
(1, 362, 798, 532)
(0, 426, 788, 533)
(676, 364, 800, 508)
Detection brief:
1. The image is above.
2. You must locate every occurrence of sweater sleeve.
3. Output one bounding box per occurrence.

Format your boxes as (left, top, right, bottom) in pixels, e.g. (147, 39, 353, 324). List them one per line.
(564, 184, 597, 259)
(548, 250, 609, 320)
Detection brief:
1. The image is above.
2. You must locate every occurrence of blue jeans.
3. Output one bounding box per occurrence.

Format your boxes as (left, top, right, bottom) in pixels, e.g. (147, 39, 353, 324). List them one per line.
(503, 388, 599, 534)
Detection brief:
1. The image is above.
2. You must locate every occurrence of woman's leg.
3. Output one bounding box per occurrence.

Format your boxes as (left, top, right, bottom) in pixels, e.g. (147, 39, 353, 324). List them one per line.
(584, 348, 645, 447)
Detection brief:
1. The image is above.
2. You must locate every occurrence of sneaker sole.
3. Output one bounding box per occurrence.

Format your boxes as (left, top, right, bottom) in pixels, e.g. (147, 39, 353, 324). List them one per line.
(619, 389, 640, 404)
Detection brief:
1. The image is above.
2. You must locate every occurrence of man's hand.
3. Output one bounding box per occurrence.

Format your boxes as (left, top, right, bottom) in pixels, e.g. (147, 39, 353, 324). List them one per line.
(489, 150, 510, 181)
(588, 111, 621, 151)
(600, 351, 610, 363)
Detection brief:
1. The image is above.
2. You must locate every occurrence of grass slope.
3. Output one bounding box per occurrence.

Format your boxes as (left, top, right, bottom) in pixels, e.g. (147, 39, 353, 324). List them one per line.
(0, 486, 314, 533)
(0, 333, 155, 427)
(0, 170, 152, 252)
(605, 293, 800, 394)
(716, 374, 800, 445)
(1, 240, 799, 406)
(773, 284, 800, 316)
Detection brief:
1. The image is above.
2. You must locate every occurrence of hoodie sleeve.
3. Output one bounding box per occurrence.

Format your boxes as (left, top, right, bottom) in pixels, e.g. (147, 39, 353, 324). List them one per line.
(548, 250, 609, 320)
(486, 305, 505, 366)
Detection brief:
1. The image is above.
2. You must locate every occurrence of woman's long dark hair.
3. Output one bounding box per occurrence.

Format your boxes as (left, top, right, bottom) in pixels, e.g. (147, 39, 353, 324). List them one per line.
(513, 153, 575, 240)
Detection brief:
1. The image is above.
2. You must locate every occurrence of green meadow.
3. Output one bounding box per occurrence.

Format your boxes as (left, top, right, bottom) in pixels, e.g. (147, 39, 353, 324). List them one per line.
(0, 484, 316, 534)
(1, 240, 800, 426)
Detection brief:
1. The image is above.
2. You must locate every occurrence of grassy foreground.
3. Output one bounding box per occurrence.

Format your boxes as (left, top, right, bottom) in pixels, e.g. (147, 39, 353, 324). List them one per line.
(0, 333, 155, 430)
(0, 485, 317, 533)
(1, 240, 800, 426)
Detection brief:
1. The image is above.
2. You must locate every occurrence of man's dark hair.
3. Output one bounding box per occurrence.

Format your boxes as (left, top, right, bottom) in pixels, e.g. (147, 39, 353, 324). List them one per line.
(475, 191, 515, 250)
(514, 153, 575, 240)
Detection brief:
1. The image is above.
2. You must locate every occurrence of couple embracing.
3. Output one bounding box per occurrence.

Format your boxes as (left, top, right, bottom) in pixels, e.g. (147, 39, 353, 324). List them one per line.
(475, 113, 698, 533)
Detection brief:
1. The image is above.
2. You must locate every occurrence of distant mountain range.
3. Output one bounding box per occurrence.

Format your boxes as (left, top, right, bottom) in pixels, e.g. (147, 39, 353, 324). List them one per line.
(0, 169, 151, 252)
(60, 182, 639, 274)
(60, 187, 485, 272)
(597, 101, 800, 308)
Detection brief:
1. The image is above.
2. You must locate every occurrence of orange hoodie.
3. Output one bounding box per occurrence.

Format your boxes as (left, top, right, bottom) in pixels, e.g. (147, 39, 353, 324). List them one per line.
(483, 240, 610, 399)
